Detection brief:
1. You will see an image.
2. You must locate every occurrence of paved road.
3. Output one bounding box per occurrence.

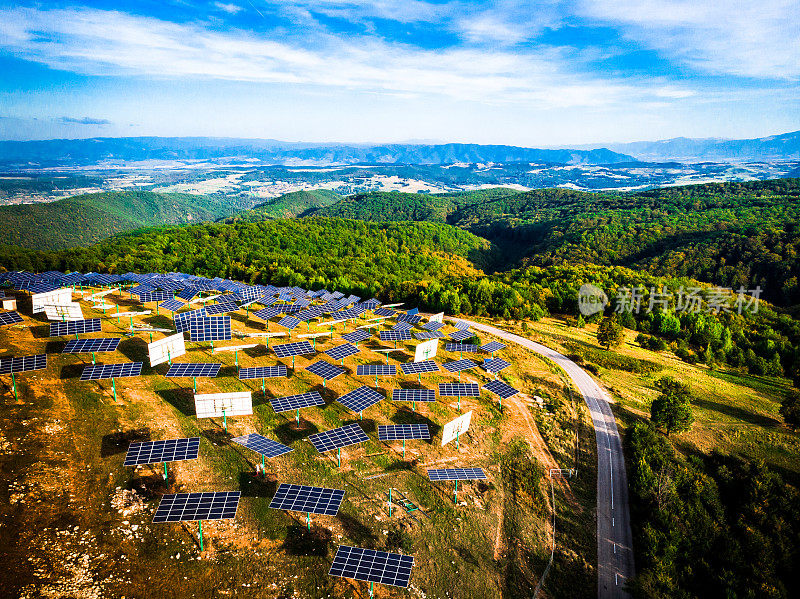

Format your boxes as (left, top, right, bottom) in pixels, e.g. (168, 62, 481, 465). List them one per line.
(458, 319, 635, 598)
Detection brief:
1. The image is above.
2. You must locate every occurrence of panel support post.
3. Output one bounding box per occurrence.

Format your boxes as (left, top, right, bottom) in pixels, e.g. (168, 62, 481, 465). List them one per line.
(193, 377, 197, 393)
(112, 378, 117, 402)
(12, 373, 17, 401)
(456, 430, 459, 450)
(223, 408, 227, 432)
(403, 439, 406, 460)
(91, 352, 96, 365)
(296, 409, 300, 426)
(261, 454, 265, 472)
(337, 447, 341, 468)
(163, 461, 168, 480)
(199, 520, 203, 552)
(307, 512, 311, 531)
(389, 488, 392, 517)
(261, 378, 265, 396)
(454, 480, 458, 504)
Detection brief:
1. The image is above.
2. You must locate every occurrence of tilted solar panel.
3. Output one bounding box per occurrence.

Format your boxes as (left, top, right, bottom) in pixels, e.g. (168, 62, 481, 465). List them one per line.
(124, 437, 200, 466)
(270, 391, 325, 413)
(329, 546, 414, 589)
(0, 354, 47, 374)
(483, 380, 519, 400)
(277, 315, 301, 330)
(378, 330, 412, 342)
(396, 314, 422, 325)
(482, 358, 511, 373)
(62, 337, 120, 353)
(174, 308, 207, 333)
(159, 299, 185, 312)
(153, 491, 240, 522)
(444, 343, 480, 353)
(309, 423, 369, 452)
(273, 341, 315, 358)
(442, 359, 478, 373)
(427, 467, 487, 481)
(231, 433, 293, 458)
(305, 360, 345, 381)
(342, 329, 370, 344)
(378, 424, 430, 441)
(252, 306, 282, 321)
(448, 329, 474, 342)
(373, 308, 396, 317)
(399, 360, 439, 375)
(337, 386, 383, 413)
(392, 322, 414, 331)
(204, 301, 237, 315)
(188, 316, 232, 342)
(356, 364, 396, 376)
(49, 318, 101, 337)
(239, 365, 287, 379)
(422, 321, 445, 331)
(438, 383, 480, 397)
(481, 341, 506, 353)
(0, 311, 23, 326)
(269, 483, 344, 516)
(414, 331, 445, 340)
(139, 291, 172, 303)
(81, 362, 142, 380)
(165, 363, 221, 377)
(391, 388, 436, 402)
(324, 343, 360, 361)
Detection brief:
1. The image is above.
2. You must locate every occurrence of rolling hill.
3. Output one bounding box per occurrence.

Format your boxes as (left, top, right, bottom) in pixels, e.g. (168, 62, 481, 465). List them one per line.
(222, 189, 342, 223)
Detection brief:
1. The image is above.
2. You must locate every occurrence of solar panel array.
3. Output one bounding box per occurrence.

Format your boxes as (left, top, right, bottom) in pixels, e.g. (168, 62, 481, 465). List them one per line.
(269, 483, 344, 516)
(337, 386, 383, 412)
(378, 424, 430, 441)
(139, 291, 172, 303)
(448, 329, 474, 342)
(231, 433, 293, 458)
(329, 546, 414, 589)
(63, 337, 120, 353)
(391, 388, 436, 403)
(414, 331, 445, 340)
(204, 301, 237, 315)
(239, 365, 287, 380)
(49, 318, 101, 337)
(483, 358, 511, 373)
(0, 354, 47, 374)
(356, 364, 396, 376)
(442, 359, 478, 373)
(0, 311, 23, 326)
(270, 391, 325, 413)
(174, 308, 207, 332)
(175, 287, 198, 301)
(341, 329, 371, 344)
(481, 341, 506, 353)
(189, 316, 232, 342)
(153, 491, 240, 522)
(306, 360, 345, 381)
(165, 363, 221, 378)
(309, 423, 369, 452)
(81, 362, 143, 380)
(444, 343, 480, 353)
(124, 437, 200, 466)
(253, 306, 282, 321)
(159, 299, 185, 312)
(378, 330, 412, 342)
(438, 383, 480, 397)
(483, 380, 519, 400)
(399, 360, 440, 375)
(427, 467, 487, 481)
(273, 341, 315, 358)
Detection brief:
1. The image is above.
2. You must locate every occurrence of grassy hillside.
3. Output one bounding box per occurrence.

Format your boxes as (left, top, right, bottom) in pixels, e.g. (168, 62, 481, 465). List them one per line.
(222, 189, 341, 223)
(0, 190, 245, 250)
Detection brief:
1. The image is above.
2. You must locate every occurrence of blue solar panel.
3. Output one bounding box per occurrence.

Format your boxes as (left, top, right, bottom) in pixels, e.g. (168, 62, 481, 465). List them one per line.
(356, 364, 396, 376)
(399, 360, 439, 375)
(277, 315, 301, 330)
(329, 546, 414, 589)
(449, 329, 474, 342)
(165, 363, 221, 377)
(324, 343, 360, 361)
(422, 321, 445, 331)
(309, 423, 369, 452)
(63, 338, 120, 353)
(337, 386, 383, 412)
(139, 291, 172, 303)
(481, 341, 506, 353)
(0, 354, 47, 374)
(378, 330, 412, 342)
(396, 313, 421, 325)
(0, 311, 24, 326)
(231, 433, 293, 458)
(438, 383, 480, 397)
(482, 358, 511, 373)
(306, 360, 345, 381)
(483, 380, 519, 399)
(270, 391, 324, 413)
(427, 467, 487, 481)
(174, 308, 207, 332)
(414, 331, 445, 340)
(442, 359, 477, 373)
(374, 308, 396, 317)
(273, 341, 315, 358)
(444, 343, 480, 353)
(342, 329, 370, 344)
(205, 301, 237, 315)
(269, 483, 344, 516)
(239, 365, 287, 379)
(391, 388, 436, 402)
(124, 437, 200, 466)
(188, 316, 232, 342)
(81, 362, 142, 380)
(153, 491, 240, 522)
(159, 299, 185, 312)
(378, 424, 430, 441)
(253, 306, 282, 321)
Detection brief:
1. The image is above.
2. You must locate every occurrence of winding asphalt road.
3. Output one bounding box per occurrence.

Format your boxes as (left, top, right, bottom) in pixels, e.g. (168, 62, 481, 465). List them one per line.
(458, 319, 635, 598)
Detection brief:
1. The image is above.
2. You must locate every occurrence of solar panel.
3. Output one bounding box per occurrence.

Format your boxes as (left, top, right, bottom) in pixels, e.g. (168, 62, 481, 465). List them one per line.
(330, 307, 364, 321)
(414, 331, 445, 340)
(483, 358, 511, 373)
(378, 330, 412, 342)
(421, 321, 445, 331)
(188, 316, 232, 342)
(483, 380, 519, 400)
(49, 318, 102, 337)
(309, 423, 369, 452)
(174, 308, 207, 332)
(356, 364, 396, 376)
(337, 386, 383, 412)
(391, 388, 436, 402)
(159, 299, 185, 312)
(253, 306, 282, 321)
(361, 298, 381, 309)
(231, 433, 293, 458)
(239, 365, 287, 379)
(175, 287, 198, 301)
(442, 359, 477, 373)
(329, 546, 414, 589)
(427, 467, 487, 481)
(342, 329, 370, 344)
(445, 343, 480, 353)
(378, 424, 430, 441)
(295, 307, 323, 321)
(270, 391, 325, 413)
(273, 341, 315, 358)
(481, 341, 506, 353)
(269, 483, 344, 516)
(438, 383, 480, 397)
(399, 360, 439, 375)
(0, 354, 47, 375)
(306, 360, 345, 381)
(81, 362, 143, 380)
(124, 437, 200, 466)
(396, 314, 422, 325)
(129, 284, 154, 296)
(277, 315, 301, 330)
(323, 343, 359, 361)
(373, 308, 396, 317)
(449, 329, 474, 342)
(63, 337, 120, 353)
(153, 491, 240, 523)
(205, 301, 237, 315)
(0, 311, 23, 326)
(392, 322, 414, 332)
(453, 320, 471, 330)
(139, 291, 172, 303)
(165, 363, 221, 377)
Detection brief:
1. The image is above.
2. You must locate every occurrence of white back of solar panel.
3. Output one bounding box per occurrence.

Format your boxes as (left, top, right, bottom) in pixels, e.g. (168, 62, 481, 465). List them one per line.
(194, 391, 253, 418)
(148, 332, 187, 367)
(32, 288, 73, 313)
(441, 410, 473, 446)
(43, 302, 84, 321)
(414, 338, 439, 362)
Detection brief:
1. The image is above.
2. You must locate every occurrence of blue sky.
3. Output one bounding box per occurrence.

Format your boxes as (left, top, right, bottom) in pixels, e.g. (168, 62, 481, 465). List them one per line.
(0, 0, 798, 144)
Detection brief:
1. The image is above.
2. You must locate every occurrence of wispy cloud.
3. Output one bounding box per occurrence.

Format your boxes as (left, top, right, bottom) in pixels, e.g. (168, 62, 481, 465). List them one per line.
(60, 116, 111, 125)
(0, 6, 693, 108)
(214, 2, 243, 15)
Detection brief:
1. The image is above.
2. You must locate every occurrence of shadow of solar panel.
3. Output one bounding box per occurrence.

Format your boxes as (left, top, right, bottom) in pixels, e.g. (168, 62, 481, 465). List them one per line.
(414, 331, 445, 340)
(165, 363, 221, 377)
(378, 424, 430, 441)
(342, 329, 370, 344)
(204, 301, 237, 315)
(442, 359, 477, 373)
(270, 391, 324, 413)
(427, 467, 487, 481)
(81, 362, 143, 380)
(483, 358, 511, 373)
(483, 380, 519, 399)
(231, 433, 293, 458)
(50, 318, 102, 337)
(0, 311, 23, 326)
(269, 483, 344, 515)
(391, 389, 436, 402)
(309, 423, 369, 452)
(378, 330, 411, 342)
(438, 383, 480, 397)
(239, 365, 287, 379)
(399, 360, 439, 375)
(63, 338, 120, 353)
(481, 341, 506, 353)
(306, 360, 345, 381)
(277, 315, 301, 329)
(329, 546, 414, 588)
(273, 341, 315, 358)
(448, 329, 474, 342)
(324, 343, 359, 361)
(153, 491, 240, 522)
(0, 354, 47, 374)
(189, 316, 232, 342)
(337, 386, 383, 412)
(356, 364, 396, 376)
(444, 343, 479, 353)
(124, 437, 200, 466)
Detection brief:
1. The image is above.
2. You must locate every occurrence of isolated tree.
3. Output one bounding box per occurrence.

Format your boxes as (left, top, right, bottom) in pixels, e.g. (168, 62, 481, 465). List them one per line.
(780, 391, 800, 429)
(651, 377, 694, 434)
(597, 315, 624, 350)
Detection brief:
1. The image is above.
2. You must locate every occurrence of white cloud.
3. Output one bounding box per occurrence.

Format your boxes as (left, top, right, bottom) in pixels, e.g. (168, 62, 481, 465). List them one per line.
(576, 0, 800, 80)
(214, 2, 243, 15)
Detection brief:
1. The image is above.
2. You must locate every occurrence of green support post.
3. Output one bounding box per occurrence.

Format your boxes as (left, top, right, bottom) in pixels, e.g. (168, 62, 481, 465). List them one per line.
(412, 400, 416, 412)
(193, 377, 197, 393)
(307, 512, 311, 531)
(370, 582, 374, 598)
(403, 439, 406, 459)
(234, 350, 238, 367)
(116, 304, 120, 324)
(261, 454, 265, 472)
(11, 373, 17, 401)
(389, 487, 392, 517)
(292, 356, 295, 369)
(296, 409, 300, 426)
(222, 408, 227, 432)
(360, 410, 363, 421)
(211, 340, 214, 351)
(456, 430, 459, 450)
(375, 375, 378, 388)
(199, 520, 204, 551)
(261, 378, 265, 396)
(91, 352, 96, 365)
(156, 303, 159, 316)
(163, 461, 168, 480)
(167, 350, 171, 366)
(312, 339, 316, 350)
(454, 480, 458, 504)
(112, 378, 117, 402)
(337, 447, 341, 468)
